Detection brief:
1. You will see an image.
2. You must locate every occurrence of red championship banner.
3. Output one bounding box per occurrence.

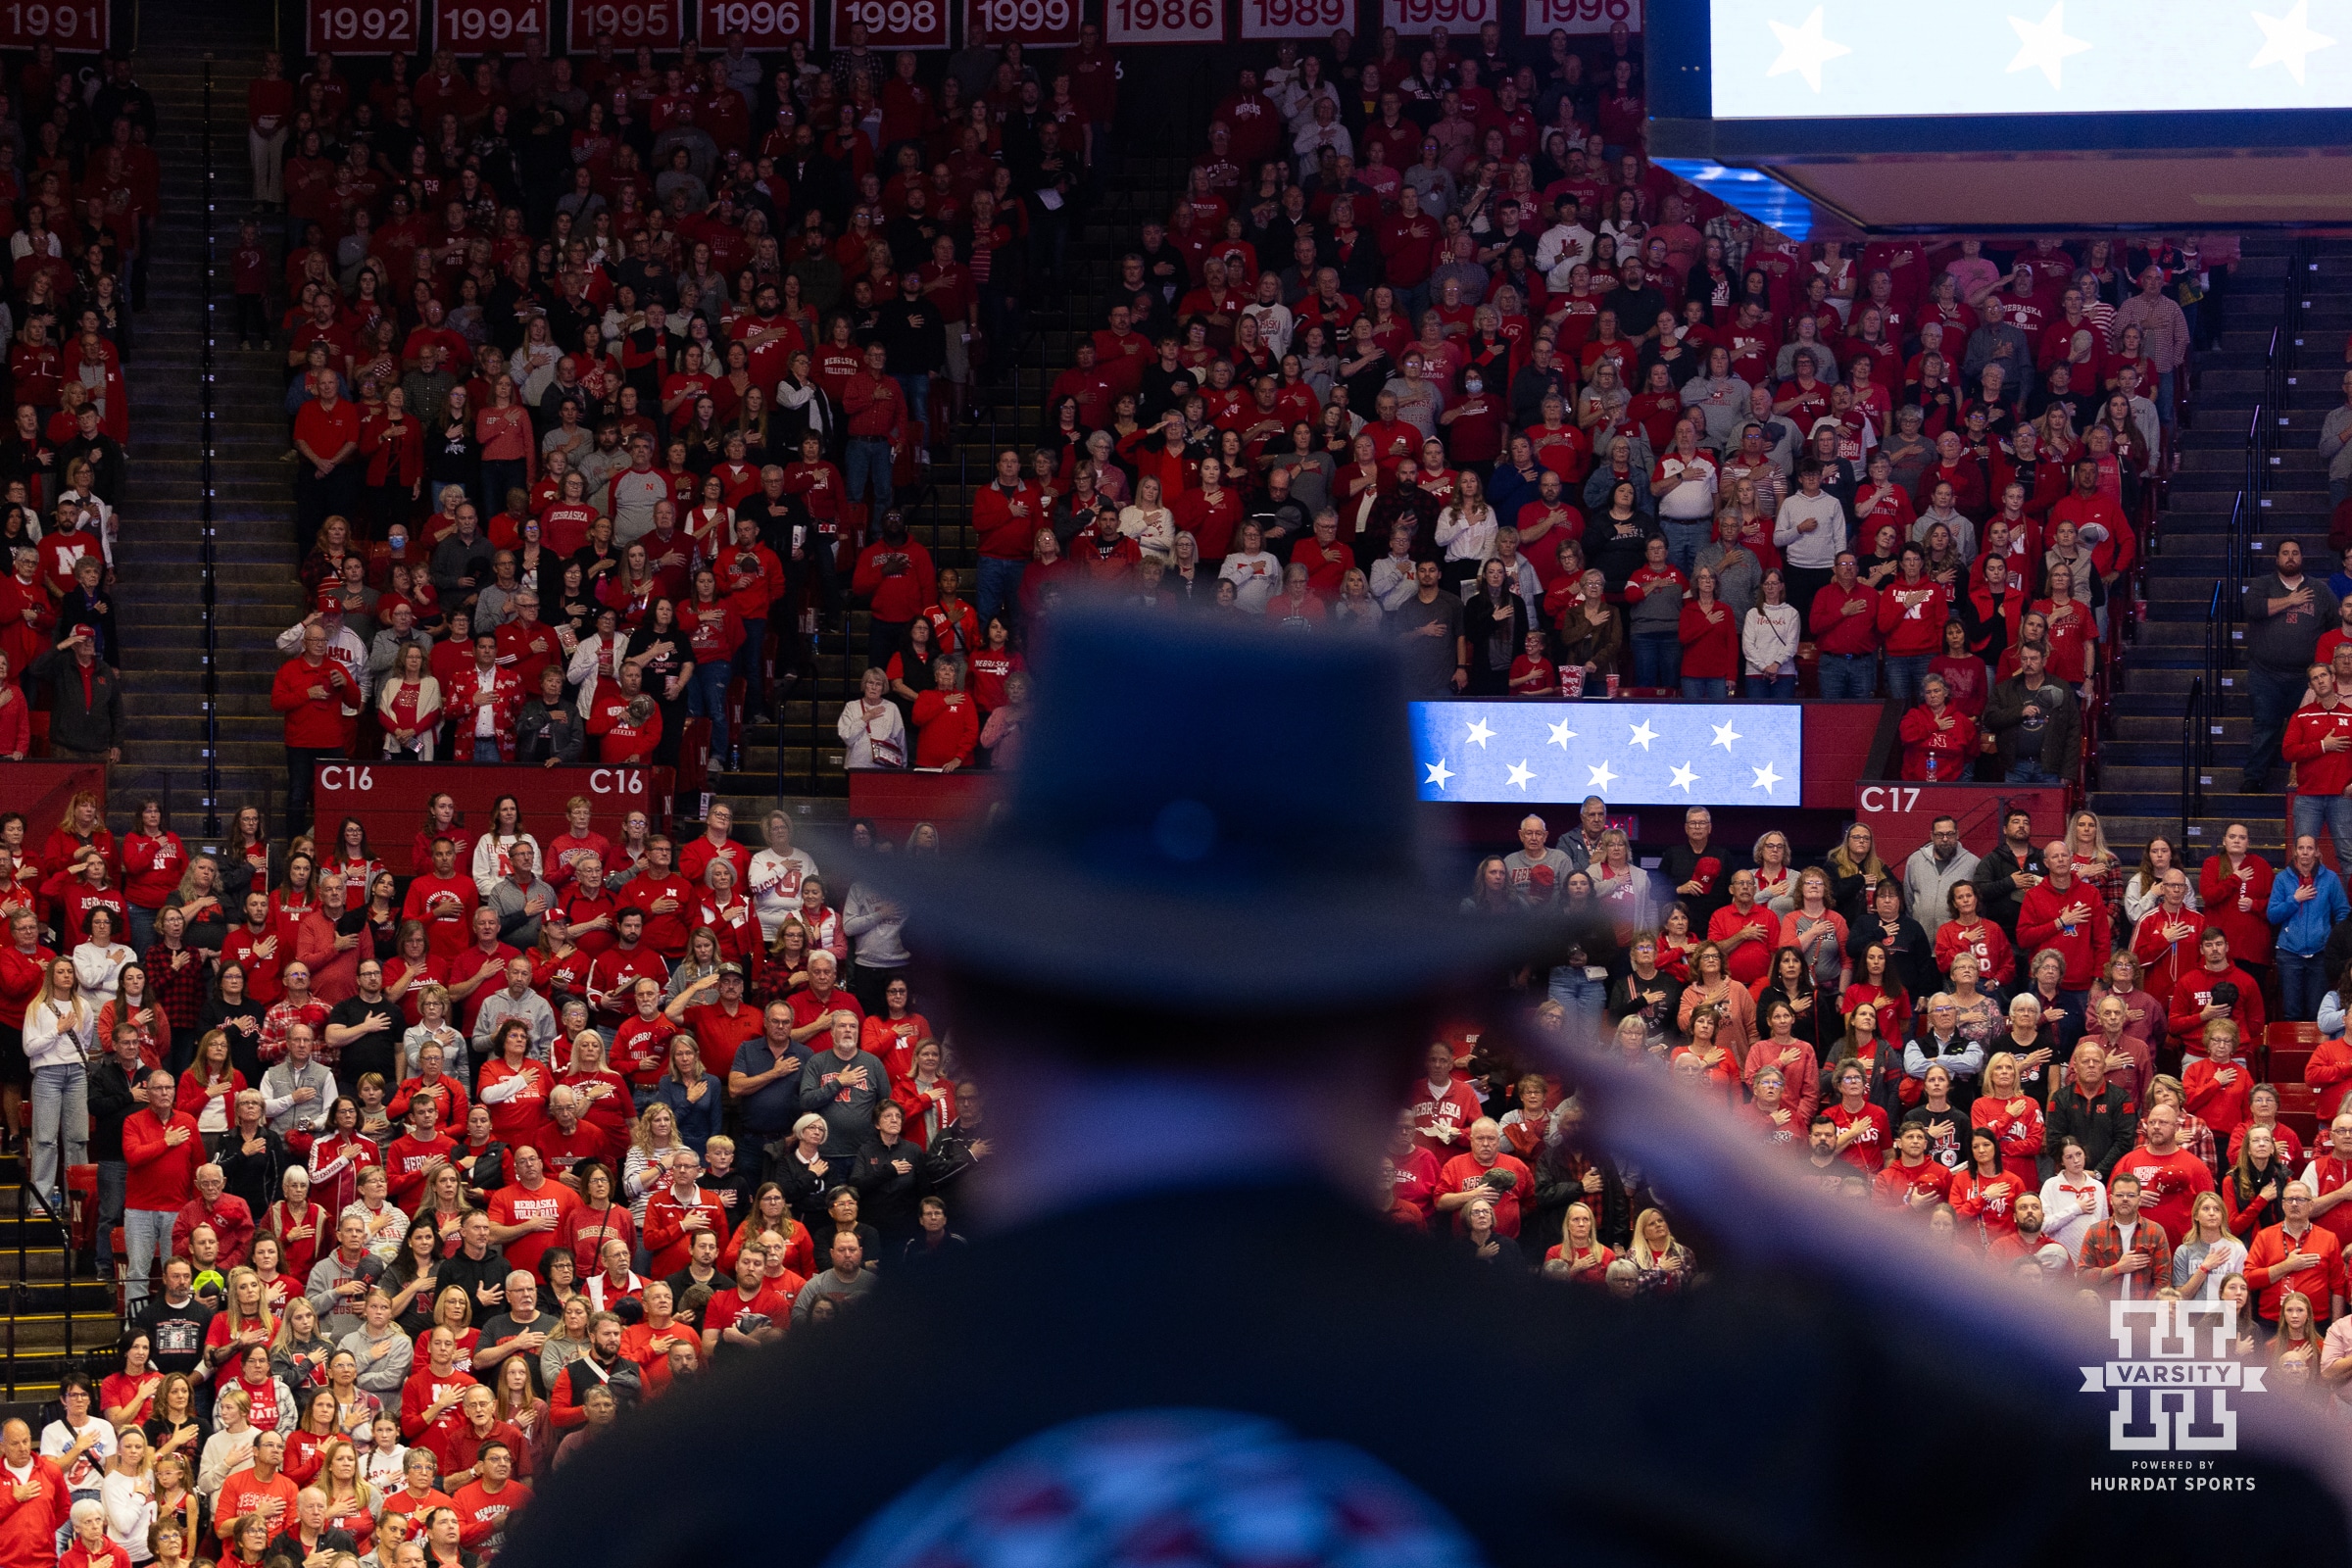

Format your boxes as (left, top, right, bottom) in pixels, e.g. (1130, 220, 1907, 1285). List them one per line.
(309, 762, 668, 853)
(1105, 0, 1224, 44)
(1853, 782, 2069, 864)
(309, 0, 419, 53)
(1523, 0, 1638, 35)
(0, 0, 108, 49)
(831, 0, 950, 49)
(698, 0, 811, 46)
(433, 0, 546, 51)
(568, 0, 679, 47)
(1381, 0, 1492, 29)
(962, 0, 1080, 49)
(1240, 0, 1349, 37)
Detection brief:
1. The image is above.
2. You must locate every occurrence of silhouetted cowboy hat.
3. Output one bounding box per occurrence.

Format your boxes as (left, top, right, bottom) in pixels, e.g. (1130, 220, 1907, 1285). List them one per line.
(869, 607, 1555, 1010)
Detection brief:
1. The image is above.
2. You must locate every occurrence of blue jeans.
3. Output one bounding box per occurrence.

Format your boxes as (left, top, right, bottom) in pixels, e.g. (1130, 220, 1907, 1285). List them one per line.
(2245, 662, 2307, 792)
(1631, 632, 1681, 690)
(2006, 760, 2061, 783)
(123, 1206, 172, 1312)
(846, 436, 894, 518)
(893, 374, 931, 448)
(470, 736, 502, 761)
(689, 660, 734, 761)
(2156, 367, 2178, 429)
(480, 459, 528, 514)
(732, 618, 767, 717)
(95, 1158, 123, 1271)
(28, 1060, 85, 1205)
(1819, 652, 1879, 699)
(2280, 950, 2329, 1023)
(1884, 654, 1931, 707)
(1750, 672, 1796, 698)
(976, 556, 1027, 630)
(2292, 792, 2352, 878)
(1681, 676, 1729, 699)
(126, 905, 158, 954)
(1660, 517, 1710, 576)
(1546, 967, 1607, 1043)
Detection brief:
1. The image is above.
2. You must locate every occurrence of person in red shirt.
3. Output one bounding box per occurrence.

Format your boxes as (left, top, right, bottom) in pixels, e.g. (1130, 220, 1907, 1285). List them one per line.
(402, 838, 478, 961)
(1873, 1121, 1952, 1213)
(909, 658, 980, 770)
(2165, 928, 2266, 1055)
(585, 663, 662, 764)
(484, 1146, 578, 1276)
(641, 1148, 730, 1276)
(676, 806, 751, 892)
(450, 1438, 530, 1556)
(1824, 1059, 1890, 1173)
(292, 372, 363, 561)
(969, 447, 1040, 630)
(2182, 1018, 2255, 1144)
(1432, 1119, 1535, 1238)
(617, 842, 694, 960)
(121, 1066, 203, 1312)
(841, 340, 906, 525)
(270, 624, 357, 830)
(2016, 843, 2112, 992)
(2241, 1182, 2348, 1329)
(385, 1097, 461, 1214)
(2111, 1101, 2218, 1247)
(851, 514, 937, 670)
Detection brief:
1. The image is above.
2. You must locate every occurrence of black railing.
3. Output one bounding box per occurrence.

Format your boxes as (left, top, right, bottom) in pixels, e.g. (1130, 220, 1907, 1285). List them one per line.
(199, 56, 221, 837)
(2180, 674, 2207, 844)
(7, 1165, 82, 1397)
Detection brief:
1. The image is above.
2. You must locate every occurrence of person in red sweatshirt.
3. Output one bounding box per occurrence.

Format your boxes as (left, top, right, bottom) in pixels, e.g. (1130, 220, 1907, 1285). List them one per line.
(402, 838, 479, 960)
(1897, 673, 1979, 781)
(850, 513, 937, 671)
(2241, 1181, 2347, 1329)
(2165, 927, 2266, 1055)
(0, 908, 53, 1157)
(1873, 1120, 1951, 1214)
(1807, 551, 1881, 697)
(385, 1097, 460, 1214)
(2182, 1017, 2255, 1145)
(2016, 842, 2112, 992)
(270, 623, 357, 832)
(2047, 457, 2136, 584)
(121, 1066, 203, 1311)
(2283, 661, 2352, 872)
(399, 1326, 480, 1441)
(585, 663, 662, 764)
(969, 447, 1040, 631)
(1874, 548, 1945, 701)
(2112, 1102, 2218, 1247)
(909, 658, 980, 770)
(2302, 1114, 2352, 1250)
(841, 340, 906, 528)
(640, 1148, 730, 1276)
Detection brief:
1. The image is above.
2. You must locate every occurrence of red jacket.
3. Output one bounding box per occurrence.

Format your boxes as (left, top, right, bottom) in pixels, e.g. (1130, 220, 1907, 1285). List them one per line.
(2284, 700, 2352, 799)
(1676, 599, 1738, 678)
(122, 1108, 203, 1211)
(2199, 854, 2276, 967)
(270, 656, 358, 748)
(2241, 1220, 2345, 1323)
(851, 537, 938, 624)
(1807, 579, 1881, 657)
(2165, 962, 2266, 1051)
(971, 481, 1043, 561)
(445, 665, 524, 762)
(2307, 1038, 2352, 1124)
(842, 369, 906, 442)
(0, 1454, 70, 1568)
(2016, 876, 2112, 990)
(173, 1192, 256, 1268)
(641, 1185, 730, 1276)
(1874, 579, 1946, 657)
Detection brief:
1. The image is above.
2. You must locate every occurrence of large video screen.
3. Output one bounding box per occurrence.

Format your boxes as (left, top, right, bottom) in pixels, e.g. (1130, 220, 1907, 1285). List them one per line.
(1707, 0, 2348, 119)
(1408, 702, 1804, 807)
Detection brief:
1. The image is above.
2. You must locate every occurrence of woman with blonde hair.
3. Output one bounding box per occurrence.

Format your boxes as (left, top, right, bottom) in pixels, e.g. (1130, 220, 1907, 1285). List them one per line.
(2172, 1189, 2246, 1299)
(24, 953, 91, 1203)
(1627, 1207, 1692, 1294)
(623, 1102, 687, 1224)
(206, 1265, 274, 1365)
(2271, 1290, 2325, 1387)
(314, 1438, 378, 1553)
(1116, 474, 1177, 564)
(377, 642, 442, 760)
(98, 1427, 155, 1564)
(195, 1387, 259, 1497)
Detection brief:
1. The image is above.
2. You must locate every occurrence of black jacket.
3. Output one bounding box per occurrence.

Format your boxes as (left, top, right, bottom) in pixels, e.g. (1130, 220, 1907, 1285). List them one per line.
(218, 1127, 291, 1215)
(1980, 673, 2082, 783)
(89, 1057, 142, 1161)
(27, 646, 122, 754)
(851, 1136, 923, 1236)
(1971, 838, 2048, 939)
(2044, 1080, 2139, 1181)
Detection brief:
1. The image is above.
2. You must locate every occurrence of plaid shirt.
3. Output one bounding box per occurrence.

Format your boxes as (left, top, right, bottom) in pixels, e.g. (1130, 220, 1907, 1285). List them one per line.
(2079, 1215, 2174, 1297)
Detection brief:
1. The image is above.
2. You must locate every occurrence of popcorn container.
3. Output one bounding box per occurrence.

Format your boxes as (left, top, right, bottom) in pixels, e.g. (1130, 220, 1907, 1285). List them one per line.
(1560, 665, 1585, 698)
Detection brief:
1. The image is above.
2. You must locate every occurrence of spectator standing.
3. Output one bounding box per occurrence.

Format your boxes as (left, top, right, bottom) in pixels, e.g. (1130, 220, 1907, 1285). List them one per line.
(2241, 538, 2335, 795)
(270, 626, 357, 829)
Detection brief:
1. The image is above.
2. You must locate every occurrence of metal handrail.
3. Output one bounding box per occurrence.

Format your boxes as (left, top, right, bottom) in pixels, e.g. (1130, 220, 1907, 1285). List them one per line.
(200, 56, 220, 837)
(2181, 674, 2206, 846)
(9, 1163, 81, 1396)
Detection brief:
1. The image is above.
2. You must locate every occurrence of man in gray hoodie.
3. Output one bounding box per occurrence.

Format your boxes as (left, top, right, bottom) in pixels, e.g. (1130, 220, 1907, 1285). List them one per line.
(1902, 816, 1981, 929)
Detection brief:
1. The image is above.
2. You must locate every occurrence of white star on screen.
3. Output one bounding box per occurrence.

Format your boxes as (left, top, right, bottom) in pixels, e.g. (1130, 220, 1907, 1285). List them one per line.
(1546, 717, 1577, 749)
(1425, 759, 1454, 790)
(2250, 0, 2335, 82)
(1627, 719, 1659, 752)
(1765, 6, 1851, 91)
(1710, 719, 1742, 752)
(1751, 762, 1785, 796)
(1669, 762, 1700, 793)
(1464, 717, 1494, 750)
(1589, 760, 1619, 790)
(2006, 1, 2091, 86)
(1504, 760, 1537, 791)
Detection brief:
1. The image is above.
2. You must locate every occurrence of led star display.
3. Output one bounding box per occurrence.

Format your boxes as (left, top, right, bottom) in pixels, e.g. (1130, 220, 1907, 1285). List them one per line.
(1408, 703, 1804, 806)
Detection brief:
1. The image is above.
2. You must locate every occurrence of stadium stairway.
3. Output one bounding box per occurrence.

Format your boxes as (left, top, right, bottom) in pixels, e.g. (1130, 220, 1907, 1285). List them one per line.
(2088, 235, 2352, 860)
(708, 151, 1198, 829)
(109, 23, 302, 838)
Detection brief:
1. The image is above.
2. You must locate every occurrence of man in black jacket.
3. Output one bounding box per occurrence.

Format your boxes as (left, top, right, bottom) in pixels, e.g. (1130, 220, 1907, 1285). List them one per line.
(920, 1080, 987, 1199)
(1969, 806, 2046, 941)
(1980, 642, 2082, 785)
(2042, 1038, 2139, 1182)
(29, 627, 122, 761)
(88, 1022, 146, 1279)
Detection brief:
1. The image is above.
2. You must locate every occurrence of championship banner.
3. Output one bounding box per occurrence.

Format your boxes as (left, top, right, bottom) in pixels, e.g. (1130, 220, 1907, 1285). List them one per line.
(1105, 0, 1226, 44)
(309, 0, 419, 54)
(698, 0, 811, 46)
(567, 0, 679, 48)
(0, 0, 109, 51)
(1239, 0, 1351, 39)
(1382, 0, 1494, 32)
(962, 0, 1081, 49)
(309, 762, 669, 852)
(433, 0, 546, 52)
(832, 0, 950, 50)
(1522, 0, 1638, 36)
